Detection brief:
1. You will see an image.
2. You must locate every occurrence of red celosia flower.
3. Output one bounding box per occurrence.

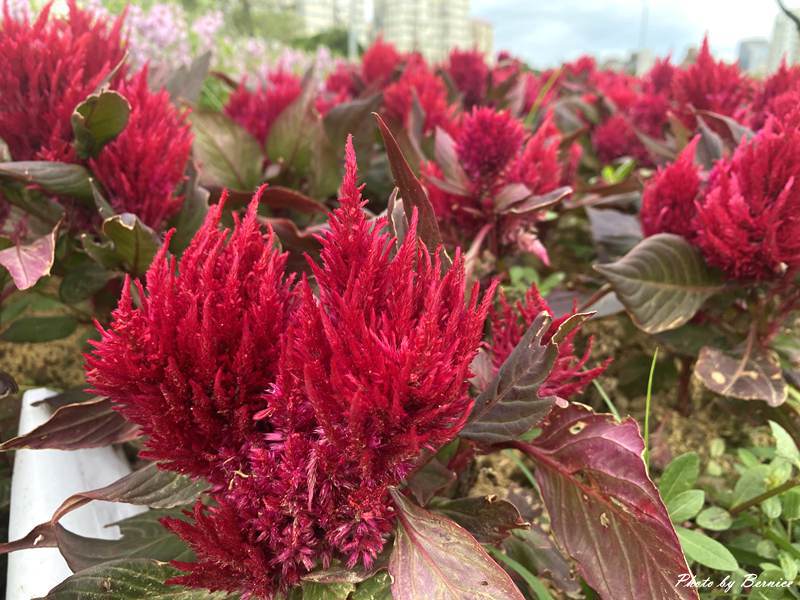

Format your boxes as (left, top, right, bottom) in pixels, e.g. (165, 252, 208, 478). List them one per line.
(88, 68, 192, 228)
(507, 114, 562, 195)
(672, 37, 751, 124)
(225, 70, 302, 146)
(694, 123, 800, 280)
(592, 114, 651, 165)
(383, 55, 454, 134)
(640, 136, 702, 238)
(643, 57, 675, 96)
(88, 139, 494, 599)
(361, 36, 401, 87)
(315, 61, 357, 115)
(749, 62, 800, 130)
(564, 55, 596, 81)
(456, 106, 524, 182)
(86, 189, 292, 480)
(490, 284, 609, 399)
(446, 48, 488, 107)
(0, 0, 126, 162)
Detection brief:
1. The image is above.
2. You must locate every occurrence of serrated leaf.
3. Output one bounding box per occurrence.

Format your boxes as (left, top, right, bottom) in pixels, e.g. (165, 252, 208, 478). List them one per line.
(191, 111, 263, 191)
(37, 558, 231, 599)
(659, 452, 700, 504)
(101, 213, 161, 277)
(389, 489, 525, 600)
(374, 113, 447, 260)
(676, 527, 739, 571)
(0, 397, 137, 450)
(0, 161, 93, 200)
(521, 403, 697, 600)
(72, 90, 131, 159)
(433, 496, 528, 544)
(0, 222, 59, 290)
(696, 345, 787, 406)
(595, 233, 723, 334)
(0, 315, 77, 343)
(695, 507, 732, 531)
(667, 490, 705, 523)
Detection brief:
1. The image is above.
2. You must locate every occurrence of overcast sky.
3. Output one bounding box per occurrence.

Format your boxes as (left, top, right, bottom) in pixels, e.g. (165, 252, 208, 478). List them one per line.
(471, 0, 778, 67)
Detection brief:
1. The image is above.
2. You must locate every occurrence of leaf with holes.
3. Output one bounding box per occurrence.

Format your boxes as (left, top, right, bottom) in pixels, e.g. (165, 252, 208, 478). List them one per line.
(0, 397, 138, 450)
(462, 312, 592, 445)
(518, 403, 697, 600)
(695, 344, 787, 406)
(432, 496, 528, 544)
(389, 489, 525, 600)
(72, 90, 131, 159)
(191, 111, 263, 192)
(0, 222, 59, 290)
(595, 233, 723, 334)
(37, 558, 231, 599)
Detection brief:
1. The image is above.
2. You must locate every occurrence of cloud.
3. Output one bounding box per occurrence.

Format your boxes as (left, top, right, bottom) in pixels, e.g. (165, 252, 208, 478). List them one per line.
(472, 0, 776, 67)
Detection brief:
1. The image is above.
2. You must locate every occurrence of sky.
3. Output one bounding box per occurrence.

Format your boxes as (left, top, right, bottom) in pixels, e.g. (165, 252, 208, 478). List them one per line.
(471, 0, 778, 68)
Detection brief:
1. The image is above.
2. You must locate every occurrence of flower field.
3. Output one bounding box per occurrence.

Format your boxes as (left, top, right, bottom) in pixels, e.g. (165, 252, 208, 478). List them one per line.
(0, 2, 799, 599)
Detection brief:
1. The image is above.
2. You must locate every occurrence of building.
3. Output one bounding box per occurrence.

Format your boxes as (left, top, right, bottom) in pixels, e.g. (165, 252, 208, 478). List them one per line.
(373, 0, 492, 62)
(769, 6, 800, 71)
(266, 0, 367, 43)
(738, 38, 769, 75)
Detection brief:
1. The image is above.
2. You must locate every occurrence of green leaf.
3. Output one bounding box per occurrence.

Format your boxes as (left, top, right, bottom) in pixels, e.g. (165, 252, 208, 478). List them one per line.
(352, 573, 392, 600)
(389, 489, 525, 600)
(101, 213, 161, 277)
(37, 558, 231, 599)
(696, 345, 787, 407)
(781, 488, 800, 520)
(71, 90, 131, 159)
(300, 582, 356, 600)
(191, 111, 263, 191)
(761, 496, 782, 519)
(266, 73, 317, 175)
(0, 315, 77, 343)
(667, 490, 705, 523)
(594, 233, 723, 334)
(732, 465, 769, 506)
(769, 421, 800, 463)
(676, 527, 739, 571)
(59, 262, 112, 304)
(658, 452, 700, 504)
(169, 165, 209, 254)
(695, 507, 732, 531)
(0, 161, 93, 201)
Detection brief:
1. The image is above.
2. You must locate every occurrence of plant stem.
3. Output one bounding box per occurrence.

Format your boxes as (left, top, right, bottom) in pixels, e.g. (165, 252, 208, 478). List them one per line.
(644, 347, 658, 470)
(592, 379, 620, 420)
(729, 477, 800, 516)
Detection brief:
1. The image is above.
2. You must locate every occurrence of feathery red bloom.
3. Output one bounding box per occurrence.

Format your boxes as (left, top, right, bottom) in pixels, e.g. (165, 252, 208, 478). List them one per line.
(315, 62, 357, 115)
(225, 70, 302, 146)
(507, 114, 563, 195)
(86, 189, 292, 480)
(490, 285, 609, 399)
(592, 114, 651, 165)
(673, 37, 751, 124)
(0, 0, 126, 162)
(446, 48, 489, 107)
(361, 37, 401, 86)
(694, 123, 800, 280)
(456, 107, 525, 182)
(88, 68, 192, 228)
(749, 62, 800, 130)
(640, 136, 702, 238)
(383, 55, 453, 134)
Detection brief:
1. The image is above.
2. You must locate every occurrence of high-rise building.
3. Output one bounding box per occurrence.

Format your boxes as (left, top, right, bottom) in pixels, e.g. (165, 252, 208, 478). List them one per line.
(266, 0, 366, 43)
(768, 7, 800, 71)
(738, 38, 769, 75)
(373, 0, 492, 62)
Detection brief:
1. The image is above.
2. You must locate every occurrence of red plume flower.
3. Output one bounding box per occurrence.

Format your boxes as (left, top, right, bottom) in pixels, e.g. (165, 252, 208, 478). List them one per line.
(86, 189, 292, 480)
(225, 70, 302, 146)
(750, 62, 800, 130)
(592, 114, 651, 165)
(640, 136, 702, 238)
(456, 107, 524, 183)
(445, 48, 489, 107)
(361, 36, 401, 87)
(89, 68, 192, 228)
(0, 0, 126, 162)
(490, 285, 609, 399)
(694, 123, 800, 280)
(383, 55, 454, 134)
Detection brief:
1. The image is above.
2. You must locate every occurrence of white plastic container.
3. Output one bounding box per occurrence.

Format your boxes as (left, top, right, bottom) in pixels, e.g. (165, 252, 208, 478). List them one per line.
(6, 389, 145, 600)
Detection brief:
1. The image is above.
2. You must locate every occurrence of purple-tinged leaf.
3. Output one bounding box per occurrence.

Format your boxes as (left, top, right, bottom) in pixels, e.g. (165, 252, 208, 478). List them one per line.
(586, 207, 643, 263)
(696, 344, 787, 407)
(504, 186, 571, 216)
(389, 489, 525, 600)
(518, 403, 697, 600)
(191, 111, 263, 192)
(374, 113, 446, 255)
(0, 397, 138, 451)
(695, 110, 754, 147)
(695, 116, 725, 169)
(433, 496, 528, 544)
(0, 222, 59, 290)
(260, 185, 327, 214)
(433, 127, 469, 193)
(406, 456, 456, 506)
(503, 527, 582, 598)
(594, 233, 723, 334)
(494, 183, 534, 213)
(0, 161, 93, 200)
